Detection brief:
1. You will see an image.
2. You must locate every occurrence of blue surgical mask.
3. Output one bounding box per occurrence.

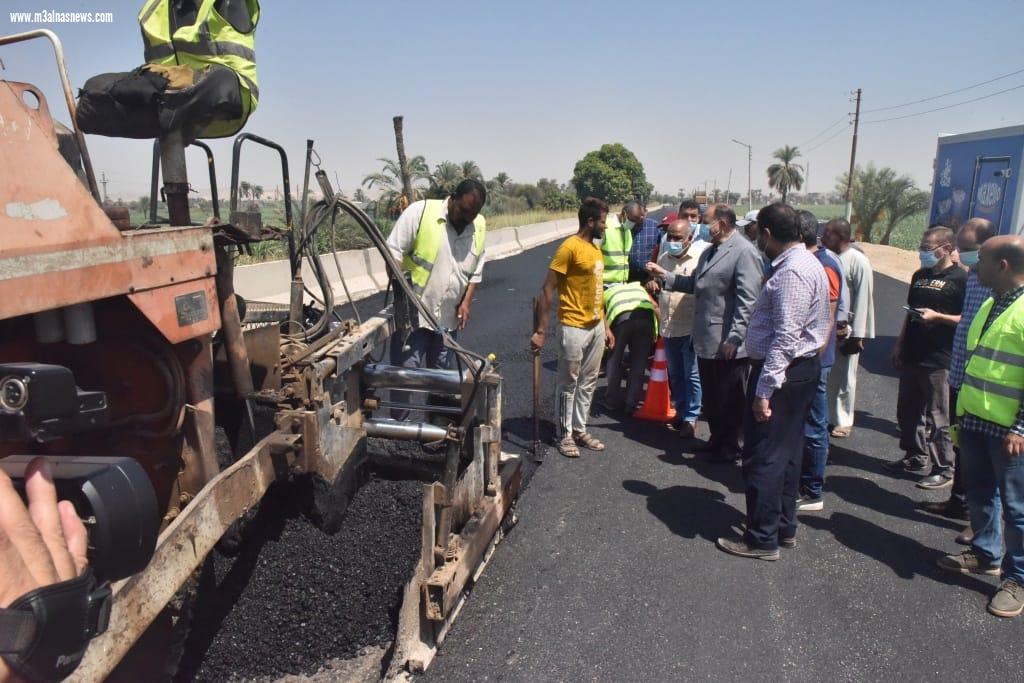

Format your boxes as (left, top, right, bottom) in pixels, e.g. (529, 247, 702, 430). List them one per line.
(689, 220, 699, 235)
(919, 249, 940, 269)
(959, 249, 980, 267)
(698, 223, 711, 241)
(666, 241, 685, 257)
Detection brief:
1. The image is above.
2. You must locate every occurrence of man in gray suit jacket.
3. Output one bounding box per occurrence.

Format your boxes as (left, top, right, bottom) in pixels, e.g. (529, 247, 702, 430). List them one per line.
(648, 203, 764, 461)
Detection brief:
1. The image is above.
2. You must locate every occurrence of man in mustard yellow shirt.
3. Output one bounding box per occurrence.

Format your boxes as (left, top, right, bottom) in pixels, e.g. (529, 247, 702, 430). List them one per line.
(532, 198, 616, 458)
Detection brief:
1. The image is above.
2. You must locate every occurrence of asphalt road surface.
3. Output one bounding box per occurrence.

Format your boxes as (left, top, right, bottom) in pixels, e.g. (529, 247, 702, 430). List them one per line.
(417, 226, 1023, 681)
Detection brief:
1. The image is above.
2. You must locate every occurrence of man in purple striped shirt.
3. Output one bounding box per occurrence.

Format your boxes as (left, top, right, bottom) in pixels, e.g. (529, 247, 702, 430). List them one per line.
(717, 203, 832, 561)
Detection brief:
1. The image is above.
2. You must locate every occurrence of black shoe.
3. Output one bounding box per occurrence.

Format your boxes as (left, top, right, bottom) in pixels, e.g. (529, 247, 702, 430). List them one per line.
(779, 536, 797, 549)
(917, 474, 954, 490)
(706, 451, 739, 464)
(675, 421, 696, 439)
(716, 536, 780, 561)
(694, 441, 719, 454)
(918, 499, 969, 521)
(883, 456, 929, 473)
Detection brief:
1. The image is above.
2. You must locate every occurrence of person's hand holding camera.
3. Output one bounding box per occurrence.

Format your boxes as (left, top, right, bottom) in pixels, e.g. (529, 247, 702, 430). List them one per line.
(1, 458, 88, 682)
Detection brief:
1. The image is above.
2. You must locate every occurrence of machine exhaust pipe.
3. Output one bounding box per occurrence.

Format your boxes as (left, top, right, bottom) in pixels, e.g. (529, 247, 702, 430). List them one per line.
(364, 418, 448, 443)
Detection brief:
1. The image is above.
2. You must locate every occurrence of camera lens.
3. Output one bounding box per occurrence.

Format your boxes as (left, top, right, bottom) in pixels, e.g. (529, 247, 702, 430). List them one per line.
(0, 376, 28, 411)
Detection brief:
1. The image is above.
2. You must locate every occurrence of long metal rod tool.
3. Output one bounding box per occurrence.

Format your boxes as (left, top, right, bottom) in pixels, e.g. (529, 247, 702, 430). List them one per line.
(532, 297, 543, 462)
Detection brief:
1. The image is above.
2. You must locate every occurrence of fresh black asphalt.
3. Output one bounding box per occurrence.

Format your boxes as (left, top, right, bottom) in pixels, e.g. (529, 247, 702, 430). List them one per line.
(420, 225, 1024, 681)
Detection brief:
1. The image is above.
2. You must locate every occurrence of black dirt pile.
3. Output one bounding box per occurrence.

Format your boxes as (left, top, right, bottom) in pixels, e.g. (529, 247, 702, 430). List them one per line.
(175, 476, 423, 682)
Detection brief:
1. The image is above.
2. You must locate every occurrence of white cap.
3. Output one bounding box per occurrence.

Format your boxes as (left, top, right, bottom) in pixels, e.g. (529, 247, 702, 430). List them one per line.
(737, 209, 760, 228)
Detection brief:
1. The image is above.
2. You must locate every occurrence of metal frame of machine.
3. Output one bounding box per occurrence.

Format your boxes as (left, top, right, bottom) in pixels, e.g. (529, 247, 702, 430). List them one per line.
(0, 29, 521, 681)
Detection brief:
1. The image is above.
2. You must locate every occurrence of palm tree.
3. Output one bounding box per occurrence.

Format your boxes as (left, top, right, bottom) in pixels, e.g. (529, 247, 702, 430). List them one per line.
(239, 180, 252, 200)
(429, 161, 463, 198)
(766, 145, 804, 203)
(252, 185, 263, 201)
(493, 172, 510, 189)
(361, 155, 429, 215)
(460, 160, 483, 180)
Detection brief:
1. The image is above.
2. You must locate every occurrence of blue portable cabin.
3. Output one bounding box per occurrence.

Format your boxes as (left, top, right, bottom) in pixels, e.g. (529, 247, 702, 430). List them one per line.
(929, 125, 1024, 235)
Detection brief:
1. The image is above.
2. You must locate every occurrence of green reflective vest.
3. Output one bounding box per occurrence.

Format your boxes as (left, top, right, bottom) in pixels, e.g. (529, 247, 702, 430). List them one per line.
(601, 214, 631, 284)
(603, 282, 658, 339)
(139, 0, 259, 138)
(402, 199, 486, 295)
(957, 294, 1024, 427)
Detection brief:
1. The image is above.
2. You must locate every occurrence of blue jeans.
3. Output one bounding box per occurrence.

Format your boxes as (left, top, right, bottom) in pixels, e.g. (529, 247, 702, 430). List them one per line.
(799, 365, 831, 498)
(961, 428, 1024, 583)
(664, 335, 701, 423)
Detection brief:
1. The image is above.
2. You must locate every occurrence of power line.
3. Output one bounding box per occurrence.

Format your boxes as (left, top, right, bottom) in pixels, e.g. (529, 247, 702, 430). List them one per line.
(862, 66, 1024, 113)
(862, 82, 1024, 124)
(798, 114, 849, 147)
(805, 122, 852, 153)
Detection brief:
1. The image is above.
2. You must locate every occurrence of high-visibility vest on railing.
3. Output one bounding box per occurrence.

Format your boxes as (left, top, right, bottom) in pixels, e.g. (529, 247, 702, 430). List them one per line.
(957, 294, 1024, 427)
(402, 199, 486, 294)
(601, 214, 630, 284)
(603, 282, 658, 339)
(139, 0, 259, 138)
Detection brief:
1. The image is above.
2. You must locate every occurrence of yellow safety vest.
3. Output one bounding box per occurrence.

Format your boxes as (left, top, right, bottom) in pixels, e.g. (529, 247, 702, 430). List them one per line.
(402, 199, 486, 294)
(601, 214, 631, 284)
(957, 294, 1024, 427)
(139, 0, 259, 138)
(603, 282, 658, 339)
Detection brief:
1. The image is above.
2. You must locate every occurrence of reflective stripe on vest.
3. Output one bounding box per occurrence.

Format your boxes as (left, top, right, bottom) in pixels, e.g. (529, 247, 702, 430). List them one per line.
(603, 282, 658, 339)
(957, 295, 1024, 427)
(601, 215, 631, 284)
(401, 199, 486, 294)
(139, 0, 259, 138)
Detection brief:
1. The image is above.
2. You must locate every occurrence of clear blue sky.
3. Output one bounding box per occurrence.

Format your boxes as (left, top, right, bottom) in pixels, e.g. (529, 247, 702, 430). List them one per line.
(4, 0, 1024, 202)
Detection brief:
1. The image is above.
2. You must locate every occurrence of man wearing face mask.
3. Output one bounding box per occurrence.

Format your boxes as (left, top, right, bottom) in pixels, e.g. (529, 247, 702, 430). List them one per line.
(646, 203, 763, 462)
(624, 202, 661, 283)
(937, 235, 1024, 619)
(678, 199, 702, 239)
(921, 219, 995, 524)
(386, 179, 487, 415)
(655, 219, 709, 437)
(886, 226, 966, 488)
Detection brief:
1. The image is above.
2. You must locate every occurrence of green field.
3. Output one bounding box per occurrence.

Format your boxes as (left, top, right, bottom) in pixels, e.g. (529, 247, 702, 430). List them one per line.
(128, 202, 577, 265)
(790, 203, 926, 251)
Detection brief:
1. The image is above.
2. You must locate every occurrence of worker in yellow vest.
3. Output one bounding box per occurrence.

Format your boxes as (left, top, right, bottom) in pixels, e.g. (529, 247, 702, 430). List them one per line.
(385, 179, 487, 414)
(603, 281, 658, 412)
(78, 0, 259, 139)
(938, 235, 1024, 619)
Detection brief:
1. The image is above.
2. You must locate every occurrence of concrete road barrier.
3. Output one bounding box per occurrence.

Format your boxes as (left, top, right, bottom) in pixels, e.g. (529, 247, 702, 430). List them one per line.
(234, 217, 577, 305)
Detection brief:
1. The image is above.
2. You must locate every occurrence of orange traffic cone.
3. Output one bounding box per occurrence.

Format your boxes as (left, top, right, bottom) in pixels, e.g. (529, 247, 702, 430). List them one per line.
(633, 337, 677, 422)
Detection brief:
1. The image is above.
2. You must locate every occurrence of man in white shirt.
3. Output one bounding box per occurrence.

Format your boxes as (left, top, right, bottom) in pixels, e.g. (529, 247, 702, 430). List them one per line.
(654, 218, 708, 437)
(821, 218, 876, 438)
(385, 179, 487, 413)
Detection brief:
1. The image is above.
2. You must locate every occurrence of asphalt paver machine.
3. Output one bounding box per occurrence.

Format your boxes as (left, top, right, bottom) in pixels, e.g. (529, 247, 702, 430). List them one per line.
(0, 29, 520, 679)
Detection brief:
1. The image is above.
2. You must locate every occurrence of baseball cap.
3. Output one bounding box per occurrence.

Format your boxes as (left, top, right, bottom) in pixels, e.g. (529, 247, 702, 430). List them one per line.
(657, 211, 678, 226)
(736, 209, 759, 228)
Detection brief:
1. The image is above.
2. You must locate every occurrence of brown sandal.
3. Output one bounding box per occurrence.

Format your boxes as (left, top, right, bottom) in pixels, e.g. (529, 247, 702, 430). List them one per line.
(830, 426, 852, 438)
(558, 436, 580, 458)
(573, 431, 605, 451)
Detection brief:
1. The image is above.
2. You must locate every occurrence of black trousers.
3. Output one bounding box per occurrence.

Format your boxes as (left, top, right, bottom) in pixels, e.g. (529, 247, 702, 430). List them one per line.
(605, 310, 655, 411)
(697, 357, 750, 457)
(950, 386, 966, 506)
(742, 356, 820, 549)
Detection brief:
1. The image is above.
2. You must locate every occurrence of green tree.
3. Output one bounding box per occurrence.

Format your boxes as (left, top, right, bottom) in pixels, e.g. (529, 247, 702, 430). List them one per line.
(460, 160, 483, 180)
(239, 180, 252, 200)
(571, 143, 652, 203)
(252, 184, 264, 201)
(493, 172, 510, 189)
(836, 164, 927, 243)
(766, 145, 804, 203)
(428, 161, 464, 198)
(362, 155, 430, 215)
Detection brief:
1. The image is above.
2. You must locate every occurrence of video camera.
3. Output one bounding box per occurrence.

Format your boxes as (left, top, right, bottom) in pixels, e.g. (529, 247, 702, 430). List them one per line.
(0, 456, 160, 681)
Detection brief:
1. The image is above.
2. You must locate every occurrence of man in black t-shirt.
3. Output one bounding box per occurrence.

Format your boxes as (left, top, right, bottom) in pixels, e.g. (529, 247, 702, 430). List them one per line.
(886, 226, 966, 488)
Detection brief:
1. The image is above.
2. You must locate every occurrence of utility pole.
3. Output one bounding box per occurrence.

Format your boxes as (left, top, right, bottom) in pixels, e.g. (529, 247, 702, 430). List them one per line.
(844, 88, 862, 221)
(805, 161, 810, 198)
(100, 171, 109, 205)
(731, 138, 752, 212)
